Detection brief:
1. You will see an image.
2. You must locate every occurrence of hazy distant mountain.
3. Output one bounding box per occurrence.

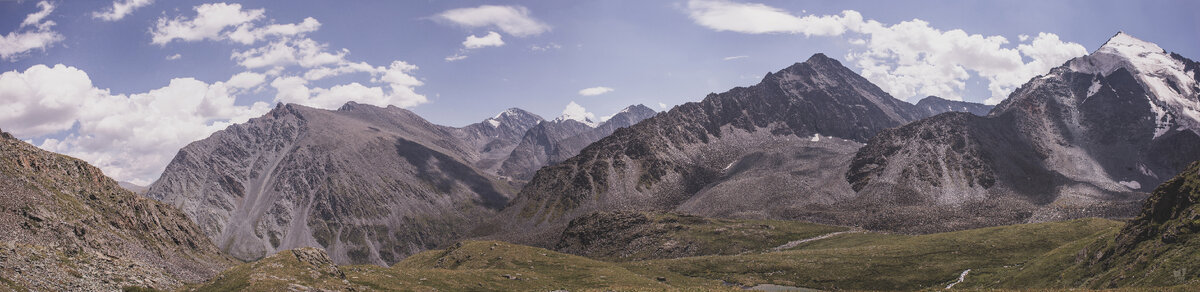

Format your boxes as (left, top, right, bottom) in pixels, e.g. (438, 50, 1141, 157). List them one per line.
(498, 53, 926, 245)
(847, 32, 1199, 232)
(499, 104, 658, 180)
(914, 96, 994, 116)
(451, 108, 544, 174)
(147, 102, 515, 265)
(0, 129, 231, 290)
(118, 180, 149, 194)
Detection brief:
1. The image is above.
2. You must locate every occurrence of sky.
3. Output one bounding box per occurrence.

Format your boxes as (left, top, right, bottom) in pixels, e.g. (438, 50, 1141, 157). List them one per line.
(1, 0, 1198, 185)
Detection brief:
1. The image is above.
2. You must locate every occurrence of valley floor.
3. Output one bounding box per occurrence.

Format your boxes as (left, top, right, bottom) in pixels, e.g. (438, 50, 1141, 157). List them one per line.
(183, 216, 1198, 291)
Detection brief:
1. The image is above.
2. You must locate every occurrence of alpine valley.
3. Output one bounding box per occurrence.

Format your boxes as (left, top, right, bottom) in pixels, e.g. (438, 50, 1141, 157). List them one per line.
(3, 30, 1199, 291)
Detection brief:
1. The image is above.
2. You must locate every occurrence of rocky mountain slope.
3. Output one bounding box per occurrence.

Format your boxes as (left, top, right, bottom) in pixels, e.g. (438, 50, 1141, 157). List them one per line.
(847, 32, 1199, 232)
(500, 104, 658, 180)
(147, 102, 516, 266)
(500, 53, 928, 244)
(450, 108, 544, 174)
(0, 129, 232, 291)
(914, 95, 995, 116)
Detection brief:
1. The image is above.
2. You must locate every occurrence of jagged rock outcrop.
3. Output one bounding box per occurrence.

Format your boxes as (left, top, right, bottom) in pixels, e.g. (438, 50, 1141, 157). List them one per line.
(0, 128, 233, 291)
(847, 32, 1199, 232)
(914, 95, 995, 116)
(147, 102, 514, 265)
(499, 53, 925, 245)
(500, 104, 658, 180)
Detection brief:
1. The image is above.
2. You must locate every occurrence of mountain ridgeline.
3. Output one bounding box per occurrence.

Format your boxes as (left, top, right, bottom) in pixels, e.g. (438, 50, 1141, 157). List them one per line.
(146, 100, 656, 265)
(502, 32, 1200, 240)
(847, 32, 1200, 231)
(500, 53, 938, 243)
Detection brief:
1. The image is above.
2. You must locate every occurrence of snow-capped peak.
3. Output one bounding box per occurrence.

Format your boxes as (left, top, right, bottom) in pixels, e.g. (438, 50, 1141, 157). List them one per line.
(1070, 32, 1172, 76)
(554, 113, 597, 127)
(1067, 31, 1200, 137)
(493, 108, 525, 119)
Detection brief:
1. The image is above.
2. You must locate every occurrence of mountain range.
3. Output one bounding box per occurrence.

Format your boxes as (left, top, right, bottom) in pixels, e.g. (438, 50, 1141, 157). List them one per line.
(2, 31, 1198, 291)
(145, 101, 656, 265)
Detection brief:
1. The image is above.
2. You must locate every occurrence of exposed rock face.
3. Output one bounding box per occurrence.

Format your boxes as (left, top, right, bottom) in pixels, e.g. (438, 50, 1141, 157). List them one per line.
(451, 108, 544, 174)
(147, 102, 514, 265)
(500, 53, 925, 245)
(847, 32, 1199, 232)
(0, 128, 232, 291)
(500, 104, 658, 180)
(914, 96, 995, 116)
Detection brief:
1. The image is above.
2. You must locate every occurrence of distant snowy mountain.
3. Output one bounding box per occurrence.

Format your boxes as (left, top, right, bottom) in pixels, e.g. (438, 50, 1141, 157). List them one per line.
(914, 96, 994, 117)
(850, 32, 1200, 231)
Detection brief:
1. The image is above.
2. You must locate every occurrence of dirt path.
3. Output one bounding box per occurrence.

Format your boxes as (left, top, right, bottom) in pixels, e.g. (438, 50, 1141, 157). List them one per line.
(771, 229, 862, 251)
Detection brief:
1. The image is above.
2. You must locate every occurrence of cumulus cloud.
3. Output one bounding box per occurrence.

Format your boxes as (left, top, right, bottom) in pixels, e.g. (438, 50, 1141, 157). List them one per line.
(93, 0, 154, 22)
(151, 3, 264, 45)
(1, 1, 64, 61)
(686, 0, 862, 36)
(684, 0, 1088, 104)
(0, 4, 431, 184)
(0, 64, 271, 184)
(559, 101, 597, 125)
(437, 5, 550, 37)
(723, 55, 748, 61)
(165, 53, 181, 60)
(578, 86, 614, 96)
(658, 102, 669, 109)
(269, 61, 426, 109)
(463, 31, 505, 49)
(227, 17, 321, 45)
(150, 3, 319, 46)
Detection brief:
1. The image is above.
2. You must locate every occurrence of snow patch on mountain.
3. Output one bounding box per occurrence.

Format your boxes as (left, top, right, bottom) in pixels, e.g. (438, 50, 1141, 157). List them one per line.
(1119, 180, 1141, 190)
(1068, 32, 1200, 137)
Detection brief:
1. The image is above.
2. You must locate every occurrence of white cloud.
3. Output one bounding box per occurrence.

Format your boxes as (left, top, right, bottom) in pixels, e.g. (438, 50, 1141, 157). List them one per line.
(686, 0, 862, 36)
(93, 0, 154, 22)
(270, 61, 426, 109)
(226, 71, 266, 89)
(150, 3, 264, 45)
(559, 101, 596, 125)
(723, 55, 748, 61)
(231, 37, 346, 70)
(227, 17, 321, 45)
(0, 64, 271, 185)
(437, 5, 550, 37)
(658, 102, 668, 109)
(578, 86, 614, 96)
(530, 43, 561, 51)
(463, 31, 505, 49)
(445, 53, 468, 62)
(165, 53, 181, 60)
(1018, 34, 1030, 42)
(685, 0, 1087, 104)
(1, 1, 64, 61)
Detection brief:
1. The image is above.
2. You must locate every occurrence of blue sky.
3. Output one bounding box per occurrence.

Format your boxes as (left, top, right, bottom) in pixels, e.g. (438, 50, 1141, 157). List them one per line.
(1, 0, 1198, 184)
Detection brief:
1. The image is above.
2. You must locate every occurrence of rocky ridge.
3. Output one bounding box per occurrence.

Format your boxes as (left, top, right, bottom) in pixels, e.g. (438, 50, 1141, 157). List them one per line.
(0, 128, 232, 291)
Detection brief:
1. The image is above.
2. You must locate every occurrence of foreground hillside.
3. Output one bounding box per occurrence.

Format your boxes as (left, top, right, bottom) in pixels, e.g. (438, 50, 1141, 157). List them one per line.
(962, 161, 1200, 289)
(0, 129, 233, 291)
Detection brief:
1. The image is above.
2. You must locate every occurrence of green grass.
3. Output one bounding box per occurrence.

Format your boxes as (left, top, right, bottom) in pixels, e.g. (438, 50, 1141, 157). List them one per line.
(624, 217, 1123, 291)
(195, 217, 1195, 291)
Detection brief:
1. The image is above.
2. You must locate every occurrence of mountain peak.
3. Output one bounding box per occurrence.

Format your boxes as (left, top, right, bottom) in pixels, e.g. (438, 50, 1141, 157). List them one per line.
(484, 107, 542, 128)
